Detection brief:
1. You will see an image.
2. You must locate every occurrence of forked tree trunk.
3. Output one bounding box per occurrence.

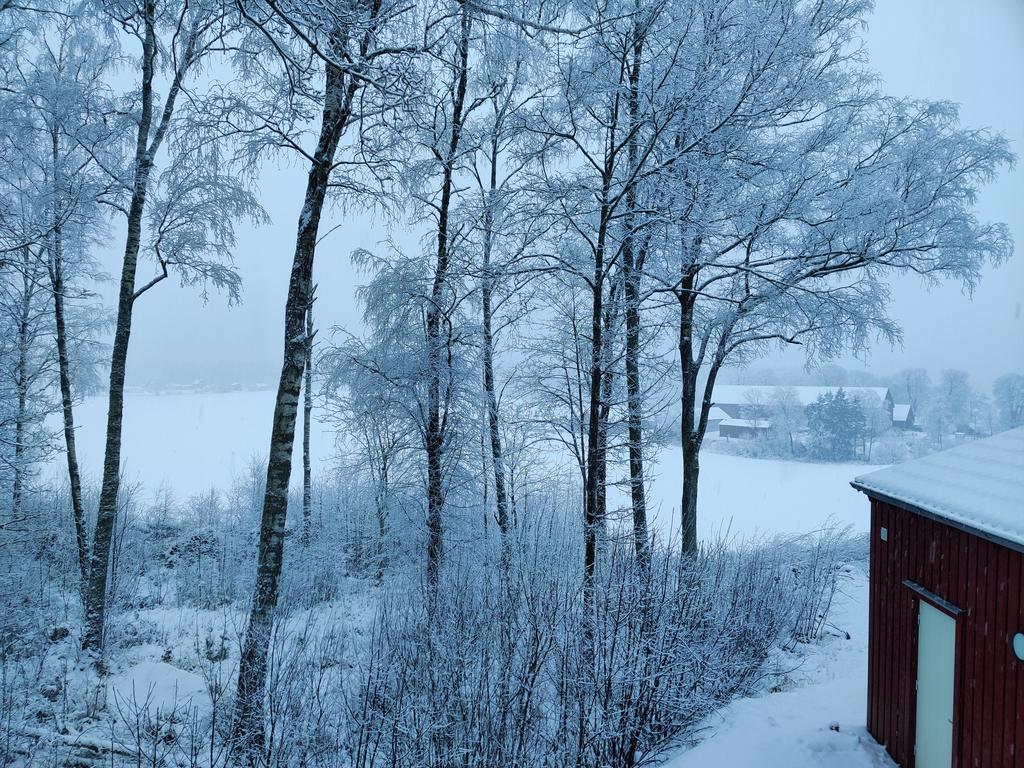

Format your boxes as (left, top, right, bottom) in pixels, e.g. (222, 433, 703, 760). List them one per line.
(678, 278, 727, 556)
(231, 52, 355, 760)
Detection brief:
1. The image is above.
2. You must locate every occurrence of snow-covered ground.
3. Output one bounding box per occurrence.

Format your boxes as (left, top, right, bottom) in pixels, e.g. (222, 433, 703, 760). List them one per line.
(646, 445, 882, 542)
(45, 390, 337, 497)
(47, 390, 893, 766)
(664, 563, 894, 767)
(51, 391, 881, 540)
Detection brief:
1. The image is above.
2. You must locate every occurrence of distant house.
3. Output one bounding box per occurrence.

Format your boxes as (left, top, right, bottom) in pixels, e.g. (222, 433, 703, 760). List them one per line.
(718, 418, 771, 439)
(702, 405, 730, 432)
(712, 384, 895, 421)
(891, 402, 914, 429)
(851, 427, 1024, 768)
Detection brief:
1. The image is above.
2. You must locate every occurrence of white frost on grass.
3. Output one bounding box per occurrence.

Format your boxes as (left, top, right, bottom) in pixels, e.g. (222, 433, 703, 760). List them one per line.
(106, 660, 209, 721)
(49, 391, 894, 764)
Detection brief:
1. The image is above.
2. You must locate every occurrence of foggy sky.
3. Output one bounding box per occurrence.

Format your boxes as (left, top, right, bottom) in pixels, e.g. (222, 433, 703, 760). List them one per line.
(113, 0, 1024, 391)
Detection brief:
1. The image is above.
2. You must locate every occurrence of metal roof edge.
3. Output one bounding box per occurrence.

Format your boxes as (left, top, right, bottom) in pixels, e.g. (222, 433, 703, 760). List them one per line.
(851, 481, 1024, 556)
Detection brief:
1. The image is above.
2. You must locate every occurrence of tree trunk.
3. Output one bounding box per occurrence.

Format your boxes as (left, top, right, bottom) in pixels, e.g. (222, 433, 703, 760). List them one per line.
(82, 175, 147, 653)
(375, 454, 388, 582)
(594, 285, 619, 541)
(231, 53, 353, 760)
(583, 214, 611, 595)
(677, 285, 698, 555)
(623, 18, 648, 567)
(678, 281, 727, 556)
(424, 3, 472, 592)
(82, 3, 188, 654)
(481, 138, 510, 541)
(301, 303, 313, 547)
(12, 249, 32, 522)
(623, 258, 647, 563)
(50, 196, 89, 593)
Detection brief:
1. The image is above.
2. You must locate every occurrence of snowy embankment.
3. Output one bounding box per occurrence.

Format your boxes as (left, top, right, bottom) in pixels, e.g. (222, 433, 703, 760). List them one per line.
(664, 565, 894, 767)
(48, 391, 892, 766)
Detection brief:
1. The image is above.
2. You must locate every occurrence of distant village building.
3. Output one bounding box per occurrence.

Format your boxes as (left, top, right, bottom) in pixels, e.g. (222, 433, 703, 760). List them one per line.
(891, 402, 915, 430)
(702, 406, 730, 432)
(718, 418, 771, 439)
(711, 384, 894, 421)
(852, 427, 1024, 768)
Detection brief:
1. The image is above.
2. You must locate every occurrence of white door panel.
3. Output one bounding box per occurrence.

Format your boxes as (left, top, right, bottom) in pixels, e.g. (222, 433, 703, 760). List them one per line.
(915, 600, 956, 768)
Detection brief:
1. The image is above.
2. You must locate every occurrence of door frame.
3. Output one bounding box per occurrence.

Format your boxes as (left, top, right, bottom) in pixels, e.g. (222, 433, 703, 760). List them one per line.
(903, 580, 965, 768)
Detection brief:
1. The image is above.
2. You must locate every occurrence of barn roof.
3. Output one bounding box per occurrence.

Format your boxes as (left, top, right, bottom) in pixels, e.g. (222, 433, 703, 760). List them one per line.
(712, 384, 891, 408)
(892, 403, 912, 423)
(852, 427, 1024, 550)
(703, 406, 731, 422)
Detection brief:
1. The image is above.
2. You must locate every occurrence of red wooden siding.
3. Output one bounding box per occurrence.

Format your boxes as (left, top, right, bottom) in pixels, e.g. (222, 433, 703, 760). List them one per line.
(867, 498, 1024, 767)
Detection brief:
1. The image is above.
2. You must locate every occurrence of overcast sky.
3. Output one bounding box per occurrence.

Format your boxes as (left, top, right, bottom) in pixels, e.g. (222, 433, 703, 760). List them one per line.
(114, 0, 1024, 391)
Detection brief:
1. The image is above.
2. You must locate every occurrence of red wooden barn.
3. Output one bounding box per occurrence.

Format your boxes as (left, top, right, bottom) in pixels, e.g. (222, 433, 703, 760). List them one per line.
(852, 427, 1024, 768)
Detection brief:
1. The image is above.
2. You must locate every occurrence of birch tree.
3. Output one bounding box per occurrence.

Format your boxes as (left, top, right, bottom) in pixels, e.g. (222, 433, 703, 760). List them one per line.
(0, 11, 107, 570)
(662, 97, 1011, 551)
(413, 0, 478, 590)
(461, 9, 552, 567)
(80, 0, 263, 656)
(531, 0, 690, 584)
(14, 12, 116, 593)
(227, 0, 416, 755)
(0, 246, 54, 524)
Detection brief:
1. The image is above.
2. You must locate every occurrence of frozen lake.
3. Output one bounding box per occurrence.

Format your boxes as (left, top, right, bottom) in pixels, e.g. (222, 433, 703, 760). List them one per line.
(47, 390, 881, 540)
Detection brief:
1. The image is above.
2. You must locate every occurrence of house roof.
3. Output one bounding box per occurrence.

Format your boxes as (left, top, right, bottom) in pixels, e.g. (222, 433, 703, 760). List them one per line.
(702, 406, 731, 422)
(852, 427, 1024, 550)
(720, 418, 771, 429)
(712, 384, 891, 408)
(892, 403, 912, 422)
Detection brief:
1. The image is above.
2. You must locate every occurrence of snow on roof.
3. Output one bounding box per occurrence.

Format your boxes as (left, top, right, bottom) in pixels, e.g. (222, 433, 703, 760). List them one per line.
(892, 403, 912, 422)
(702, 406, 731, 422)
(712, 385, 891, 408)
(720, 418, 771, 429)
(852, 427, 1024, 549)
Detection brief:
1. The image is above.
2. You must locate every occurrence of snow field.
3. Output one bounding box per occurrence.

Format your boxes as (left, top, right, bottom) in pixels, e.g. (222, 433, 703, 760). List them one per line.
(47, 391, 892, 765)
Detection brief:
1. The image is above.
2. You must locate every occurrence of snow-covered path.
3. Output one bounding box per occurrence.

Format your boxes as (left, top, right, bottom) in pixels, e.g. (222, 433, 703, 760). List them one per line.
(664, 565, 894, 767)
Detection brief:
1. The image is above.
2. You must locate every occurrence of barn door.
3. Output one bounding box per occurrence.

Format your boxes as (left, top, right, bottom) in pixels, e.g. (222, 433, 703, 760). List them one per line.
(915, 600, 956, 768)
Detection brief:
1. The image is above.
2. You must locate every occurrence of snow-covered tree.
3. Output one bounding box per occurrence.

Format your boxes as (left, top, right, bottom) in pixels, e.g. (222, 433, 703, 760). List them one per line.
(994, 373, 1024, 430)
(81, 0, 265, 656)
(227, 0, 418, 755)
(643, 9, 1013, 552)
(807, 389, 865, 461)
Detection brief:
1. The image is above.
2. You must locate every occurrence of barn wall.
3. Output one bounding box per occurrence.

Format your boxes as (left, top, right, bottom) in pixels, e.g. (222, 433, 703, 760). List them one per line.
(867, 498, 1024, 767)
